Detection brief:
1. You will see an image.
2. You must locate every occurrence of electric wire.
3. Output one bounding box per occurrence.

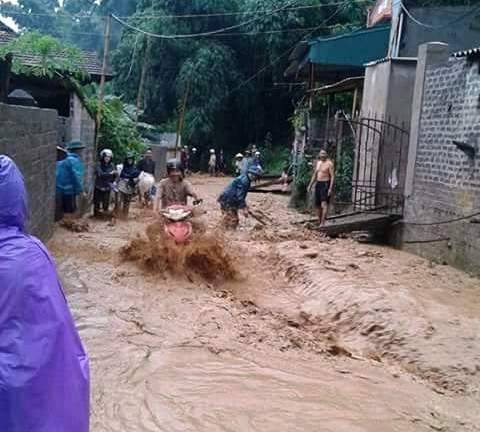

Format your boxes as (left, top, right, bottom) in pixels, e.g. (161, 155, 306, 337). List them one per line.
(400, 1, 480, 30)
(110, 0, 303, 40)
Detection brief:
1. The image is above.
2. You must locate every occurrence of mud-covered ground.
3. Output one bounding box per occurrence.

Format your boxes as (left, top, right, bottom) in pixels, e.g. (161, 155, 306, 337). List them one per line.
(50, 176, 480, 432)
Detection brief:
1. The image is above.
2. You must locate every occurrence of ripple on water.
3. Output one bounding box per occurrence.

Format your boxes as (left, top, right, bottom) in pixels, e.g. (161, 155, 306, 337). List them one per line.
(91, 347, 433, 432)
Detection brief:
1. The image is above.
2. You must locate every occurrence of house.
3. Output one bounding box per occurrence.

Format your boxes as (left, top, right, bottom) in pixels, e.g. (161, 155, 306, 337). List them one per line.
(0, 24, 113, 194)
(286, 1, 480, 273)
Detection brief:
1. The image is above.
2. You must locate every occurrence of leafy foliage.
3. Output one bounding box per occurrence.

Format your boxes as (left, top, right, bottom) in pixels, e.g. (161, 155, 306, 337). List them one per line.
(0, 31, 86, 78)
(85, 95, 144, 162)
(257, 132, 290, 174)
(1, 0, 371, 155)
(290, 156, 313, 210)
(334, 138, 354, 204)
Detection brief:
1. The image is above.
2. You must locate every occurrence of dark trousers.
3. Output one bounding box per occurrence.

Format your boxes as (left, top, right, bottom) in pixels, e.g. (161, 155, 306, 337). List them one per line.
(94, 188, 111, 215)
(62, 194, 77, 214)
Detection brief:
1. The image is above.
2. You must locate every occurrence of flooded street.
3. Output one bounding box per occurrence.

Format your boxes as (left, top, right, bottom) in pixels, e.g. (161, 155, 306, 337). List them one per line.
(49, 176, 480, 432)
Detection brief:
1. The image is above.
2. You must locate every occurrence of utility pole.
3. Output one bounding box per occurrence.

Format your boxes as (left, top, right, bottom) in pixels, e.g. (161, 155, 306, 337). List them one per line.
(135, 36, 151, 125)
(175, 77, 191, 158)
(95, 14, 112, 158)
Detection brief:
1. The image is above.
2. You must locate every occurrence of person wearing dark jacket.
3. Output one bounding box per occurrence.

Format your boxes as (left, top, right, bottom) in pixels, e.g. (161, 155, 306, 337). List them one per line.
(93, 149, 117, 217)
(119, 152, 140, 217)
(218, 165, 262, 229)
(120, 152, 140, 182)
(136, 148, 156, 176)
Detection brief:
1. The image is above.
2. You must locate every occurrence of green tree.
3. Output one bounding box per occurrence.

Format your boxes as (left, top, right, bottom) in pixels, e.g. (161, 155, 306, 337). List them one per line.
(0, 31, 85, 78)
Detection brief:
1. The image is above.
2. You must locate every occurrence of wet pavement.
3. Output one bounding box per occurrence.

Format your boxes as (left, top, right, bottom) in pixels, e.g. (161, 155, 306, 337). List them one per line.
(50, 176, 480, 432)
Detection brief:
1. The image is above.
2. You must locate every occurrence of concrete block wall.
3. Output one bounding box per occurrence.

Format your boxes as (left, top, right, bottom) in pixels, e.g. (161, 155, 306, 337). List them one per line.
(403, 54, 480, 274)
(0, 103, 57, 241)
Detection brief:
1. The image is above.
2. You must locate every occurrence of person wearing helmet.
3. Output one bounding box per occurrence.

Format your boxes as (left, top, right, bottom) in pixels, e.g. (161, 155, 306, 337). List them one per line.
(154, 159, 200, 211)
(120, 152, 140, 182)
(119, 152, 140, 217)
(217, 164, 262, 229)
(253, 151, 262, 167)
(208, 149, 216, 176)
(234, 153, 244, 175)
(190, 147, 199, 173)
(0, 155, 89, 432)
(93, 149, 117, 217)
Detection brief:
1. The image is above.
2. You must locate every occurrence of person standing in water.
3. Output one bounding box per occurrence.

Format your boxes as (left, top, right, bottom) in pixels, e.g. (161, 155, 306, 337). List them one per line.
(308, 149, 335, 227)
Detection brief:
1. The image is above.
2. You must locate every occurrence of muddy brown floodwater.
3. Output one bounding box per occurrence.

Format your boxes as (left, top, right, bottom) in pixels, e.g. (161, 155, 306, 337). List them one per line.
(49, 176, 480, 432)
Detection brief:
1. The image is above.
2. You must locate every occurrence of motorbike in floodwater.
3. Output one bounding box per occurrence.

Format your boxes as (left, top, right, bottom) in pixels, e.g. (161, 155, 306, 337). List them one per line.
(161, 200, 202, 244)
(116, 178, 138, 217)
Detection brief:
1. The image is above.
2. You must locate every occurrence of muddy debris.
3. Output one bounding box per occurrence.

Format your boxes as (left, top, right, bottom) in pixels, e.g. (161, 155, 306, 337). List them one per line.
(121, 222, 238, 282)
(59, 218, 90, 232)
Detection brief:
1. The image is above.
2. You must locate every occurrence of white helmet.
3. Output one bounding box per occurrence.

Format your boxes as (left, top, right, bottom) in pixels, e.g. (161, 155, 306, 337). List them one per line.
(235, 153, 243, 159)
(100, 149, 113, 158)
(192, 147, 197, 152)
(255, 151, 261, 156)
(210, 149, 215, 153)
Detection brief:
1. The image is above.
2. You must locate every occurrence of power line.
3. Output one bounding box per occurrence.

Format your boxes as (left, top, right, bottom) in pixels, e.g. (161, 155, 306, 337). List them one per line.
(0, 1, 371, 20)
(118, 1, 370, 19)
(46, 23, 359, 39)
(227, 3, 349, 96)
(111, 0, 303, 39)
(400, 1, 480, 30)
(182, 2, 350, 131)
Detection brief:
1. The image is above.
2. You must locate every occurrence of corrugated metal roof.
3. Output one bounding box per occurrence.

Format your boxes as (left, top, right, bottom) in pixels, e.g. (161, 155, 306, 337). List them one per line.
(453, 47, 480, 58)
(307, 76, 364, 95)
(364, 56, 417, 67)
(308, 24, 390, 67)
(0, 31, 112, 78)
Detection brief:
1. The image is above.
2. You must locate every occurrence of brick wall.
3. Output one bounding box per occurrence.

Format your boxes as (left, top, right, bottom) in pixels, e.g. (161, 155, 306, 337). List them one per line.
(0, 103, 57, 241)
(403, 56, 480, 274)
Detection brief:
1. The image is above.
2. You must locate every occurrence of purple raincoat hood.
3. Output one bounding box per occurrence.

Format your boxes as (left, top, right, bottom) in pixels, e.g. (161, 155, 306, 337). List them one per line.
(0, 155, 27, 230)
(0, 155, 90, 432)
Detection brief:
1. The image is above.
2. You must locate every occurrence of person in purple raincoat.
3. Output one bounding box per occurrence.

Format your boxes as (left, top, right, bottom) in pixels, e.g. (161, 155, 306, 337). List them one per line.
(0, 155, 89, 432)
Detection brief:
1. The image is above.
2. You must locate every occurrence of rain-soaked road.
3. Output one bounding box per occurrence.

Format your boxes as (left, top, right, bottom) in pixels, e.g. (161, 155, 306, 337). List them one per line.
(49, 176, 480, 432)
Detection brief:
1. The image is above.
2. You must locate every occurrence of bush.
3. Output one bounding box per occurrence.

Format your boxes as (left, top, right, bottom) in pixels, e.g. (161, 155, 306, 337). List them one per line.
(257, 133, 291, 175)
(334, 139, 354, 204)
(289, 157, 313, 210)
(85, 96, 144, 162)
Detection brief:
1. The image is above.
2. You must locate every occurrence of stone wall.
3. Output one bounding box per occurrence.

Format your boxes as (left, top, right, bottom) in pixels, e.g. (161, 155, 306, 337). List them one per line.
(402, 53, 480, 274)
(0, 103, 57, 240)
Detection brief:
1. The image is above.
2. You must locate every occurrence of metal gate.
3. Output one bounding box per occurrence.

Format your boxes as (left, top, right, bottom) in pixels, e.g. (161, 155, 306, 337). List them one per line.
(331, 115, 410, 215)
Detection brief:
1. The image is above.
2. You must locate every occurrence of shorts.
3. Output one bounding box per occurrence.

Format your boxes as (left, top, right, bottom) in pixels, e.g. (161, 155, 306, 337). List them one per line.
(315, 181, 330, 207)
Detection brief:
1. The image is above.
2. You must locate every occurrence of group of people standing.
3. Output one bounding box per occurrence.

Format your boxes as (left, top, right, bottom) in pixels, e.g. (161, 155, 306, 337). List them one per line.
(55, 144, 157, 220)
(234, 149, 263, 176)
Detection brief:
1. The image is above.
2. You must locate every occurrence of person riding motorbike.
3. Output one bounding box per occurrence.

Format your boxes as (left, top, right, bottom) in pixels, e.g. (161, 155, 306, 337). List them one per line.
(118, 152, 140, 217)
(93, 149, 117, 217)
(154, 159, 201, 212)
(218, 164, 263, 229)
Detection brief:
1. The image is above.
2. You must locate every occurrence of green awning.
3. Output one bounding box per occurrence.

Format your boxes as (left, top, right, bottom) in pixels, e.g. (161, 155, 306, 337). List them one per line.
(308, 25, 390, 67)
